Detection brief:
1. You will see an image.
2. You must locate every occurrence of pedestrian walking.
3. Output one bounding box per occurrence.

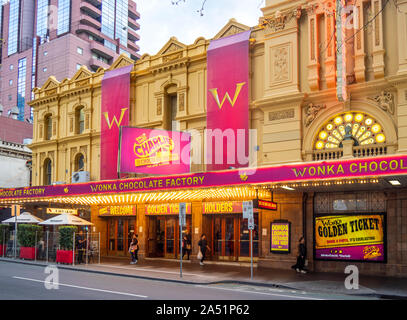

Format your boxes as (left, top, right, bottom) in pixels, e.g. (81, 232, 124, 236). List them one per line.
(197, 234, 210, 266)
(182, 234, 191, 260)
(291, 236, 307, 273)
(129, 234, 139, 265)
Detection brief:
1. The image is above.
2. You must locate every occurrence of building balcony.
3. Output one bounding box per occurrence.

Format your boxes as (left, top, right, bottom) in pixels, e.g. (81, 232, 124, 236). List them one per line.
(128, 2, 140, 20)
(80, 1, 101, 19)
(84, 0, 101, 8)
(126, 41, 140, 54)
(89, 57, 110, 71)
(75, 23, 104, 41)
(127, 27, 140, 42)
(128, 16, 140, 31)
(79, 14, 101, 30)
(90, 40, 116, 60)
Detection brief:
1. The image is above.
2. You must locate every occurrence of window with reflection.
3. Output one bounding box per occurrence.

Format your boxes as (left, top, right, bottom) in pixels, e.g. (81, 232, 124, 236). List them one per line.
(76, 106, 85, 134)
(8, 0, 20, 55)
(45, 115, 52, 140)
(44, 158, 52, 185)
(57, 0, 71, 35)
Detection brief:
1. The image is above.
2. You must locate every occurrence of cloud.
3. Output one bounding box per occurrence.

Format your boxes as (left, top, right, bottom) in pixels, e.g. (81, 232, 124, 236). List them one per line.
(136, 0, 263, 55)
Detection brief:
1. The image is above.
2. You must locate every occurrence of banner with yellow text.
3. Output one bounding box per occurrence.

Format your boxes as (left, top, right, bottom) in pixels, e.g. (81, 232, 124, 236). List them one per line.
(315, 214, 385, 262)
(100, 65, 133, 180)
(206, 30, 251, 171)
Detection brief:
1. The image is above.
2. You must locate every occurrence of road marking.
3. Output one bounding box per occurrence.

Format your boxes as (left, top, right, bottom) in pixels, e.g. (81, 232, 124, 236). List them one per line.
(84, 264, 213, 278)
(195, 285, 325, 300)
(12, 276, 148, 298)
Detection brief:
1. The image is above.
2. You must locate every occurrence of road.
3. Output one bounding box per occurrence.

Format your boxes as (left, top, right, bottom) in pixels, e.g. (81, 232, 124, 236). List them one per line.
(0, 261, 376, 301)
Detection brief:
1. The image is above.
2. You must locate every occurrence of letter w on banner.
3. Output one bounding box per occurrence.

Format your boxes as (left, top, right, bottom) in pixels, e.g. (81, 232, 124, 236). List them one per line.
(206, 30, 251, 171)
(100, 65, 133, 181)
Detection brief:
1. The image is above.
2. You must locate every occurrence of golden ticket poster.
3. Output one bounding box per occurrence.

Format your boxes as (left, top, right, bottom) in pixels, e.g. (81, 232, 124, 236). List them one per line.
(315, 214, 385, 261)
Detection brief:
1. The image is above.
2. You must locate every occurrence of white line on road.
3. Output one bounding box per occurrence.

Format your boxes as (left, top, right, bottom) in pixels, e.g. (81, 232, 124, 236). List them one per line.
(195, 285, 325, 300)
(82, 264, 214, 278)
(12, 276, 148, 299)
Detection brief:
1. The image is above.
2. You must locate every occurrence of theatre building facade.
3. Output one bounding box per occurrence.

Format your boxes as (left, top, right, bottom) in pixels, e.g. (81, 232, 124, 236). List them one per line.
(1, 0, 407, 276)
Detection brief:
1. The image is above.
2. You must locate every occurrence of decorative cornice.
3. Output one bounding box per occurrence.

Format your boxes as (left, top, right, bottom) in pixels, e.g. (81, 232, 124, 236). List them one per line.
(259, 7, 302, 32)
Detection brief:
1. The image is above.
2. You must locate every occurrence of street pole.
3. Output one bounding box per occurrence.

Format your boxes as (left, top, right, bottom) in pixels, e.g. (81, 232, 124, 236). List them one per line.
(72, 232, 75, 266)
(250, 229, 253, 280)
(180, 224, 183, 278)
(46, 231, 49, 263)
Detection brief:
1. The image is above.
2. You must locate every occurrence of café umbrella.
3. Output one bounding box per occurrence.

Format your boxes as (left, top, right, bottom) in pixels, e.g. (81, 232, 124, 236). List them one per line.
(1, 212, 43, 224)
(39, 213, 93, 226)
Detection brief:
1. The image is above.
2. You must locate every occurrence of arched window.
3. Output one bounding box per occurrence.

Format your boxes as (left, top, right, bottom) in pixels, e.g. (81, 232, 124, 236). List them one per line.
(44, 158, 52, 185)
(76, 106, 85, 134)
(314, 112, 386, 150)
(45, 114, 52, 140)
(75, 153, 85, 172)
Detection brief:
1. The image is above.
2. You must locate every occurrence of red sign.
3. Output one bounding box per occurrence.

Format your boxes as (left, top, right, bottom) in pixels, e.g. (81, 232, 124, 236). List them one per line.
(254, 199, 277, 211)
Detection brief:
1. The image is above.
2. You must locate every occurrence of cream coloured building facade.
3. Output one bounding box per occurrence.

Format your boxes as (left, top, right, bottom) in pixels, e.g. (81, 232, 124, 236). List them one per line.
(24, 0, 407, 275)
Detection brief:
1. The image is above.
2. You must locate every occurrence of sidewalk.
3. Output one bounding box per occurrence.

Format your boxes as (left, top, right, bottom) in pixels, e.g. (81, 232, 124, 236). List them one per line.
(2, 256, 407, 299)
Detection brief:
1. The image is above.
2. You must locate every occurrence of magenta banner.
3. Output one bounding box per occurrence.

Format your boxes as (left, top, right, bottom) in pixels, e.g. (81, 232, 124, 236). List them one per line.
(206, 30, 251, 171)
(1, 155, 407, 200)
(100, 65, 133, 181)
(119, 127, 191, 175)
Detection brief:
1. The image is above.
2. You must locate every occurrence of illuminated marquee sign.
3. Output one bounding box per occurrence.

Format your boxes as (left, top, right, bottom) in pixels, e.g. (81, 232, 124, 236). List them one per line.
(119, 127, 191, 175)
(253, 199, 277, 211)
(46, 208, 78, 215)
(145, 203, 191, 215)
(202, 201, 246, 214)
(99, 205, 136, 217)
(1, 155, 407, 200)
(315, 214, 386, 262)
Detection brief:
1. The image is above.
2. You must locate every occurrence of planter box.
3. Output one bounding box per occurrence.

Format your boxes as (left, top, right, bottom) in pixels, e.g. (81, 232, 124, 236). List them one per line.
(20, 247, 36, 260)
(56, 250, 74, 264)
(0, 244, 6, 256)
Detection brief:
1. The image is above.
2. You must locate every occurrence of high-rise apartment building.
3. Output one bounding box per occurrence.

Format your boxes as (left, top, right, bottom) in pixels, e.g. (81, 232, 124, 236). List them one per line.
(0, 0, 140, 122)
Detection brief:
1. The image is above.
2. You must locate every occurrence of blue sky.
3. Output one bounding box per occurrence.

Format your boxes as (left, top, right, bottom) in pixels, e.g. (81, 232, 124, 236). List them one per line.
(136, 0, 265, 55)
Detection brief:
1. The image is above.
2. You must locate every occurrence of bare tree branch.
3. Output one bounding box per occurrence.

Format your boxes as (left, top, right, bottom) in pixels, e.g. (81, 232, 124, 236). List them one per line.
(171, 0, 207, 16)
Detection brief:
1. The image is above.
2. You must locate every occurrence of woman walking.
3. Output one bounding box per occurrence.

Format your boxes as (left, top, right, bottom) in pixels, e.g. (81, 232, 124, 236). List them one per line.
(182, 233, 191, 260)
(291, 236, 307, 273)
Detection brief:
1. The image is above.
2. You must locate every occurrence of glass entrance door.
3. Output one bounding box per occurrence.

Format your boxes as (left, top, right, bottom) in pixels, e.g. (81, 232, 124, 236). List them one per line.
(107, 219, 137, 256)
(211, 215, 238, 261)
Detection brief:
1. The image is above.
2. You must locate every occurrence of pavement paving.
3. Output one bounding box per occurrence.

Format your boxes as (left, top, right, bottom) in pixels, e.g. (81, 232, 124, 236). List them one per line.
(1, 256, 406, 299)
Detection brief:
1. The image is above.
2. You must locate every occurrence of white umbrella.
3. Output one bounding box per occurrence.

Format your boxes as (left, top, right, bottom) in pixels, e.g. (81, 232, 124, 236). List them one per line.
(2, 212, 43, 224)
(39, 213, 93, 226)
